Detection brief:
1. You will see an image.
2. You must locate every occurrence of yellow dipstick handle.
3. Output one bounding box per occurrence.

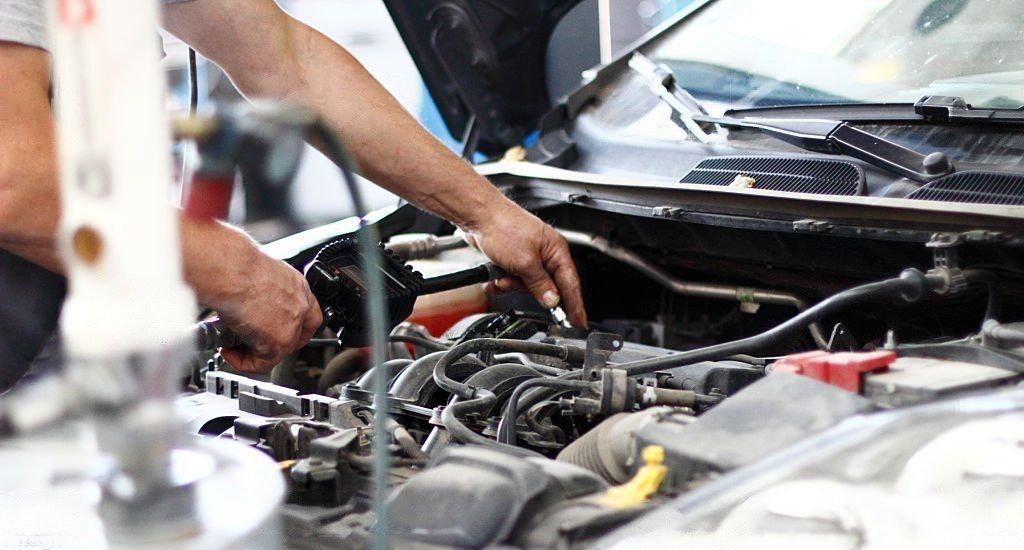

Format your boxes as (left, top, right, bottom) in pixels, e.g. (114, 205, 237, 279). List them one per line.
(601, 445, 667, 509)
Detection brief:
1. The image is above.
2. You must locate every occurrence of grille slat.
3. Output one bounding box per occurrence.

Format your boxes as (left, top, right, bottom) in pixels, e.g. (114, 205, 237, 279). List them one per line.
(680, 156, 864, 196)
(907, 172, 1024, 206)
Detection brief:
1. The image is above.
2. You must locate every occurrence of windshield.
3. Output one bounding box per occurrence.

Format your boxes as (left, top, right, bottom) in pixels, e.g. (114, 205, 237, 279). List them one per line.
(647, 0, 1024, 113)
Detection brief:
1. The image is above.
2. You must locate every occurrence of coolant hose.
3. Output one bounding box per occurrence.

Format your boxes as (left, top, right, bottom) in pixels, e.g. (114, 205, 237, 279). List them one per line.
(433, 339, 586, 400)
(617, 269, 942, 376)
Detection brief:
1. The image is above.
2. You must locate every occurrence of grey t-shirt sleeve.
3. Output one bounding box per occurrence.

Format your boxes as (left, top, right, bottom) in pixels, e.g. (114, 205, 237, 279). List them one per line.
(0, 0, 48, 50)
(0, 0, 191, 52)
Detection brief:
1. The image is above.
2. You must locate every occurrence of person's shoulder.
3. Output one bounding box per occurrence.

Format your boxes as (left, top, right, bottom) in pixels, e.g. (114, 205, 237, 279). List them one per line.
(0, 0, 49, 51)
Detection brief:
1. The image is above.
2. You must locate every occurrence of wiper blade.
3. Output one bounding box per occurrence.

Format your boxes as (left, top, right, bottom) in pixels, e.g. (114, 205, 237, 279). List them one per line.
(628, 52, 722, 143)
(914, 96, 1024, 124)
(723, 96, 1024, 126)
(693, 114, 955, 183)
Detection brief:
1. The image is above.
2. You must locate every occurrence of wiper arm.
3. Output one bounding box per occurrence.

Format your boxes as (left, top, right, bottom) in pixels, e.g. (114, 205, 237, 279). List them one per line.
(628, 52, 722, 143)
(628, 54, 953, 182)
(692, 113, 955, 183)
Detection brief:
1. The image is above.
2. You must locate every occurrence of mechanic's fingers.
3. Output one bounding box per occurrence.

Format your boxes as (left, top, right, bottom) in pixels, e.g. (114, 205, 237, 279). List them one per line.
(516, 260, 561, 311)
(545, 244, 588, 328)
(296, 293, 323, 349)
(488, 276, 527, 294)
(298, 308, 323, 346)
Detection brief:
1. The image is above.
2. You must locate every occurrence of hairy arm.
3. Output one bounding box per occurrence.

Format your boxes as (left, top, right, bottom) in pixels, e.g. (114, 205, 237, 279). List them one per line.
(162, 0, 587, 326)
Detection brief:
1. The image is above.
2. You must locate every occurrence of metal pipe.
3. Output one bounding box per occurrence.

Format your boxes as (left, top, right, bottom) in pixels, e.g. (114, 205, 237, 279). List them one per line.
(384, 234, 467, 261)
(559, 229, 828, 349)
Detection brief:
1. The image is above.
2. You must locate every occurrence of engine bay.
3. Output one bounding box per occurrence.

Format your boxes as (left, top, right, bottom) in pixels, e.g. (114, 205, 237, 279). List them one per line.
(178, 212, 1024, 549)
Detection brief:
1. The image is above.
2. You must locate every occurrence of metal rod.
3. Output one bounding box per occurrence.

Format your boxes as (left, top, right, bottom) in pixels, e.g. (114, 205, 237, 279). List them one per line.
(559, 229, 829, 349)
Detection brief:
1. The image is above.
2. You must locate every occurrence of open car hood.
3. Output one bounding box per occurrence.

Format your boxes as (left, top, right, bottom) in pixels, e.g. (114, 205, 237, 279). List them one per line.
(382, 0, 583, 154)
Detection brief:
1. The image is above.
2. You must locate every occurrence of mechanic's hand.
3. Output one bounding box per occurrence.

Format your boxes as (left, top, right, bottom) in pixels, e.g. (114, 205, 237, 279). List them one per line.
(207, 243, 322, 374)
(462, 201, 587, 327)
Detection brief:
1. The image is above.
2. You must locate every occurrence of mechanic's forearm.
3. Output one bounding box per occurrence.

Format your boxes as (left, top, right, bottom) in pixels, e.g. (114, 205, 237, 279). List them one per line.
(250, 22, 508, 230)
(0, 189, 258, 307)
(179, 216, 260, 308)
(163, 3, 508, 231)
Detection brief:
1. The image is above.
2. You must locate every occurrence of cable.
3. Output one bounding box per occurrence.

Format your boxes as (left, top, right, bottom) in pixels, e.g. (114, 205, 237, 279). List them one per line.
(310, 120, 391, 550)
(615, 269, 941, 377)
(187, 48, 198, 116)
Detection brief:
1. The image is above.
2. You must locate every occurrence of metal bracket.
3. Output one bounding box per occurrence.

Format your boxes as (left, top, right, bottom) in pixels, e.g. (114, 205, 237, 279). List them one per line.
(793, 219, 835, 233)
(652, 206, 686, 219)
(926, 232, 966, 295)
(583, 332, 624, 381)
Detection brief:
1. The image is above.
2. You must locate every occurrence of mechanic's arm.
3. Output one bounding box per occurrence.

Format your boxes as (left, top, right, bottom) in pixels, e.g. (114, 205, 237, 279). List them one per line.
(0, 42, 318, 374)
(162, 0, 587, 327)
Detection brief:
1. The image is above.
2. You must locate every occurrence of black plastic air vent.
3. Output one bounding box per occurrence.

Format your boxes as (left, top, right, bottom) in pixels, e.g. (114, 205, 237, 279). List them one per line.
(906, 171, 1024, 206)
(680, 156, 865, 196)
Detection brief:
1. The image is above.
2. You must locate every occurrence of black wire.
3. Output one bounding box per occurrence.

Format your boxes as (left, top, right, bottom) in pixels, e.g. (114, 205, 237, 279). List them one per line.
(309, 119, 392, 549)
(187, 48, 198, 116)
(616, 270, 936, 377)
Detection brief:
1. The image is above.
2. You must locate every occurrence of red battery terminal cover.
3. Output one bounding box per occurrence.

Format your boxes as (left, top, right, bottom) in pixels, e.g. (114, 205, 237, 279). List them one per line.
(772, 350, 896, 393)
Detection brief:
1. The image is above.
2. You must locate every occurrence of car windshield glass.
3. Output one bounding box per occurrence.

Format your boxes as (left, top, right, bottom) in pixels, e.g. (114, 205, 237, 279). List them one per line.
(646, 0, 1024, 113)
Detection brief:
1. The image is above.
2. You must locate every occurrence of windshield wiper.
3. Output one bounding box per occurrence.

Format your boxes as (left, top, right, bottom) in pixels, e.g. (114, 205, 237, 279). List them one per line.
(628, 52, 955, 183)
(692, 113, 954, 183)
(723, 96, 1024, 126)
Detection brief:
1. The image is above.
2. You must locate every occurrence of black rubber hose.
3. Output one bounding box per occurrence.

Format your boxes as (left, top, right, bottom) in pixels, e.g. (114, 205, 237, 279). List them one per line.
(433, 339, 586, 400)
(617, 269, 939, 376)
(388, 334, 449, 352)
(499, 377, 591, 446)
(440, 391, 542, 458)
(499, 369, 585, 444)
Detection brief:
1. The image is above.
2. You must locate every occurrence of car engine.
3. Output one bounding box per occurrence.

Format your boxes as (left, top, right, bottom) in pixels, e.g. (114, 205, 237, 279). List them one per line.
(177, 226, 1024, 549)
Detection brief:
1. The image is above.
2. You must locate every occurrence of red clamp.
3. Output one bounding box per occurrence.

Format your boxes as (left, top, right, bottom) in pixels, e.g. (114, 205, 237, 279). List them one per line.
(772, 350, 896, 393)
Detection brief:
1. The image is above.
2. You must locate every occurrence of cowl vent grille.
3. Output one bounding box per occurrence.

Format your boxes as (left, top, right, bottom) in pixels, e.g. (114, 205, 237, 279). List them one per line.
(906, 171, 1024, 206)
(680, 156, 865, 196)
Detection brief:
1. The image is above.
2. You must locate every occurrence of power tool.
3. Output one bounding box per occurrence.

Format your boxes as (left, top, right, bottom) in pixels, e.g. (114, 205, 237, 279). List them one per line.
(197, 237, 504, 349)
